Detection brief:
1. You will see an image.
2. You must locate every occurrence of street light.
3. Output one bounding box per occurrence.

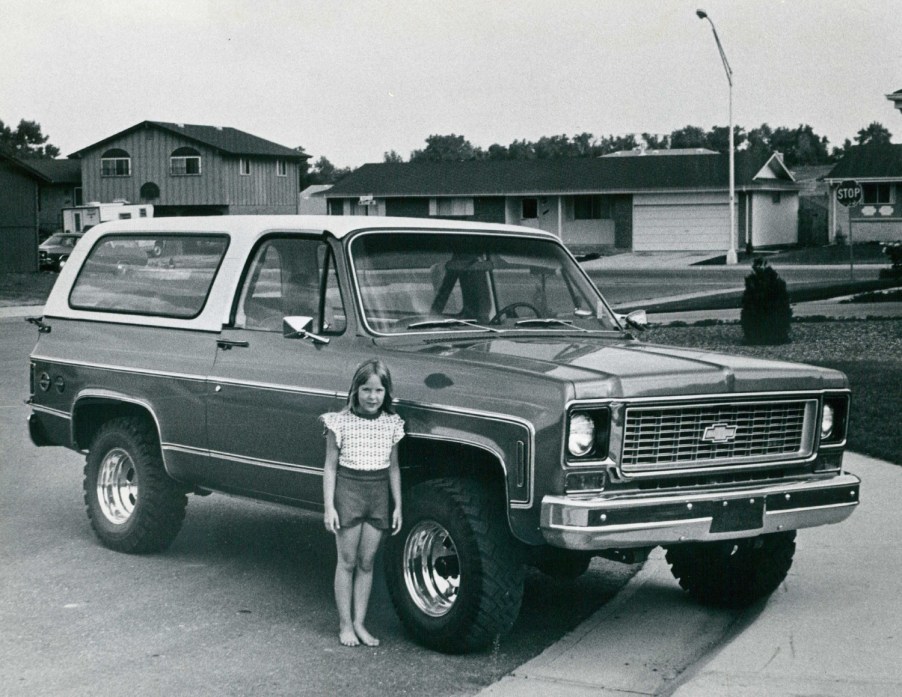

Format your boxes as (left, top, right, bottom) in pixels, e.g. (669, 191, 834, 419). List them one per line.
(696, 8, 737, 265)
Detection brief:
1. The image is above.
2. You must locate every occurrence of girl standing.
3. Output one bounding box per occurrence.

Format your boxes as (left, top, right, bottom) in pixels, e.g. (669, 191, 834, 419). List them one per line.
(321, 358, 404, 647)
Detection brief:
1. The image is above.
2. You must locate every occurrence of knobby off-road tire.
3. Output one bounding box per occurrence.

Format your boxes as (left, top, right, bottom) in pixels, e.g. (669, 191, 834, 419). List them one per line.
(665, 531, 796, 608)
(83, 417, 187, 553)
(384, 478, 525, 653)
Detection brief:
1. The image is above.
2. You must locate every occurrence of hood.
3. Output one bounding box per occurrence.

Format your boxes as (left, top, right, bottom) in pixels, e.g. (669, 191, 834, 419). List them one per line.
(382, 335, 846, 399)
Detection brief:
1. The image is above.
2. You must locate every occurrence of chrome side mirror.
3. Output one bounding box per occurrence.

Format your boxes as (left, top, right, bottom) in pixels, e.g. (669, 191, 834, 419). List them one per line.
(283, 316, 330, 344)
(617, 309, 648, 331)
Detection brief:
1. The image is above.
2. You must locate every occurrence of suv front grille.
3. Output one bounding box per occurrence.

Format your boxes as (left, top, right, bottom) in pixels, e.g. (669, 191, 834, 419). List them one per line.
(621, 399, 816, 473)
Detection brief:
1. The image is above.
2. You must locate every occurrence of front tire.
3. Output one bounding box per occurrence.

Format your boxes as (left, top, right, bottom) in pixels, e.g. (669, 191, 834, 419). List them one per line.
(384, 478, 524, 653)
(665, 531, 796, 608)
(83, 417, 187, 553)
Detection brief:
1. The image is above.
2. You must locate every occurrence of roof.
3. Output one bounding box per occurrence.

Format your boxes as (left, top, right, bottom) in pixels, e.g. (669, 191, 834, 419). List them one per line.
(300, 184, 333, 198)
(0, 151, 81, 184)
(70, 121, 308, 160)
(602, 148, 719, 157)
(325, 151, 796, 198)
(825, 144, 902, 181)
(22, 158, 82, 184)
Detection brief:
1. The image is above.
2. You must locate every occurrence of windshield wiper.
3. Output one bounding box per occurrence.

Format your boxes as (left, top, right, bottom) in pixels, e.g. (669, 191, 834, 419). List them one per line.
(407, 318, 500, 333)
(514, 318, 590, 332)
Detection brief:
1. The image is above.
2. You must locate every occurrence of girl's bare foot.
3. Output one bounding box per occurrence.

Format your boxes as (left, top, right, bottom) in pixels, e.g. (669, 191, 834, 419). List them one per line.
(339, 625, 360, 647)
(354, 624, 380, 647)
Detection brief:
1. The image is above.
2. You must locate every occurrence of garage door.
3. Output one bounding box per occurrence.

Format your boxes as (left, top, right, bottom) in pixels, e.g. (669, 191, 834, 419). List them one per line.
(633, 194, 729, 252)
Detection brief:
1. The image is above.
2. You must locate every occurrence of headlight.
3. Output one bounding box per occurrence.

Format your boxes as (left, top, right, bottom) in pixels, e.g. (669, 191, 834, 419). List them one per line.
(568, 412, 596, 457)
(821, 404, 835, 440)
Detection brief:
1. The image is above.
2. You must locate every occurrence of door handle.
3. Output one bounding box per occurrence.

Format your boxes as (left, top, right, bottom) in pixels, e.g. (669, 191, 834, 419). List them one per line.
(216, 339, 249, 350)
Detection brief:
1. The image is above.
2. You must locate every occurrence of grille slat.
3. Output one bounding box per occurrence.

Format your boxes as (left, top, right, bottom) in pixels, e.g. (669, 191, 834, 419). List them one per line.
(621, 400, 811, 472)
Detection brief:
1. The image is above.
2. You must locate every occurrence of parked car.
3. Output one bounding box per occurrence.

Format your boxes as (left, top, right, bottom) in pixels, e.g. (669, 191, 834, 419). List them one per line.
(27, 215, 860, 653)
(38, 232, 82, 271)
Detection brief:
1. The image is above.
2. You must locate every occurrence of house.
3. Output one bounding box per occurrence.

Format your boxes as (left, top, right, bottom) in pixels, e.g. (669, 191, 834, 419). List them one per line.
(824, 144, 902, 243)
(298, 184, 332, 215)
(887, 88, 902, 116)
(323, 150, 800, 253)
(0, 152, 82, 272)
(69, 121, 309, 216)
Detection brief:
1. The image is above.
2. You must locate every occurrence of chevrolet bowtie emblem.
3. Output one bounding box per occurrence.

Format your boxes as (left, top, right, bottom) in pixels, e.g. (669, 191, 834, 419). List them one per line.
(702, 423, 738, 443)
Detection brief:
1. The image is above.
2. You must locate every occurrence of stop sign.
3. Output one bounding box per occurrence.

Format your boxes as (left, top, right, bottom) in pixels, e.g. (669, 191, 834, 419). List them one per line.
(836, 180, 862, 207)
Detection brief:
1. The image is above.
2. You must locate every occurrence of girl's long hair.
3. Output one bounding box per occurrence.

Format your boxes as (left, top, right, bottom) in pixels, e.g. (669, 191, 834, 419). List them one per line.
(347, 358, 396, 414)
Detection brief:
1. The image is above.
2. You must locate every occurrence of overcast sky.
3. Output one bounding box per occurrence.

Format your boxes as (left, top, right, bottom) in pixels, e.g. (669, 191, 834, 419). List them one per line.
(3, 0, 900, 167)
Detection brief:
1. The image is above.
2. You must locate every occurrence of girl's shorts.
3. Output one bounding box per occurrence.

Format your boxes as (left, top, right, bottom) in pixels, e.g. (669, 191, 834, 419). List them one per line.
(335, 467, 391, 530)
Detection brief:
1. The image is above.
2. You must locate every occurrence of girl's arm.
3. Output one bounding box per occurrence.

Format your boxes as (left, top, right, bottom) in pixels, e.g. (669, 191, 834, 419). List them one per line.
(389, 444, 403, 535)
(323, 431, 341, 533)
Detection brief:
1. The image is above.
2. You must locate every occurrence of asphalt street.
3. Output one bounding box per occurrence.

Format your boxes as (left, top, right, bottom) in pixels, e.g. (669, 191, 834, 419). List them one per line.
(0, 318, 636, 697)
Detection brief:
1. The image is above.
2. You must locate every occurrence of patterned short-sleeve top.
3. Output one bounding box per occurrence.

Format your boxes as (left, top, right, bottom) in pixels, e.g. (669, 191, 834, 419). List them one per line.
(320, 410, 405, 471)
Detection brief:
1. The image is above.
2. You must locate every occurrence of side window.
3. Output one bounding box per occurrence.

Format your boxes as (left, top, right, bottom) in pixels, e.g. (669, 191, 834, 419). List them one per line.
(69, 234, 229, 318)
(235, 237, 346, 334)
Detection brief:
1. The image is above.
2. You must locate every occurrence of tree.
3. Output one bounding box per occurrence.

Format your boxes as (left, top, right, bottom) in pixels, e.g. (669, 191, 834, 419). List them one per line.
(308, 156, 350, 184)
(410, 134, 484, 162)
(669, 125, 708, 149)
(855, 122, 892, 146)
(383, 150, 404, 163)
(641, 132, 670, 150)
(0, 118, 60, 158)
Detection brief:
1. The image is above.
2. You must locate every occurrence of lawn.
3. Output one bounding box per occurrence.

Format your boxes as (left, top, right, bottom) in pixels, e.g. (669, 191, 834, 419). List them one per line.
(0, 273, 57, 307)
(644, 318, 902, 467)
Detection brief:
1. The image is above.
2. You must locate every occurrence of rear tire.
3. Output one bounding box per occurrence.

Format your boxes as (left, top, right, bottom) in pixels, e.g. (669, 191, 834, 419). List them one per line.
(665, 531, 796, 608)
(384, 478, 524, 653)
(83, 417, 187, 553)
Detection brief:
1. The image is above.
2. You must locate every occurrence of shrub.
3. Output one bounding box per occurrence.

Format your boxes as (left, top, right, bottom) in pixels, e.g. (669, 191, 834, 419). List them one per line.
(740, 259, 792, 344)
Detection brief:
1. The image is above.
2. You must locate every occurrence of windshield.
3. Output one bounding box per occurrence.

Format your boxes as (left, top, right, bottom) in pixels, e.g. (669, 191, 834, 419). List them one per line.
(43, 234, 77, 248)
(350, 231, 620, 334)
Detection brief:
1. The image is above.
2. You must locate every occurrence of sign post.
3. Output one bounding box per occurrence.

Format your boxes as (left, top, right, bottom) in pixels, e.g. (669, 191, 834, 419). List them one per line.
(836, 180, 862, 281)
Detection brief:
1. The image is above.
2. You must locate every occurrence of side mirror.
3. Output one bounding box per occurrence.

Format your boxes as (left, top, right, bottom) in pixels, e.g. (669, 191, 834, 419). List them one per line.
(617, 309, 648, 331)
(283, 316, 330, 344)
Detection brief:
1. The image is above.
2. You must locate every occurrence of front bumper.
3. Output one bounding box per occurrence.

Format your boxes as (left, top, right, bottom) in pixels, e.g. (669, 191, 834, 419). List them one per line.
(541, 473, 860, 550)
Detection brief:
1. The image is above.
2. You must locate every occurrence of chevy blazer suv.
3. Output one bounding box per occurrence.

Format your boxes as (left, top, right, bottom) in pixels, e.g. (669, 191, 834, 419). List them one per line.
(27, 215, 860, 653)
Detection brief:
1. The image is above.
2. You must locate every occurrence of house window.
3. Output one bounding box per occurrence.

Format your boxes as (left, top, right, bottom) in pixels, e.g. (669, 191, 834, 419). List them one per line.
(430, 197, 475, 217)
(862, 183, 893, 205)
(139, 208, 148, 217)
(240, 158, 251, 175)
(276, 160, 288, 177)
(101, 149, 131, 177)
(771, 192, 782, 204)
(573, 195, 611, 220)
(522, 198, 538, 219)
(170, 147, 202, 176)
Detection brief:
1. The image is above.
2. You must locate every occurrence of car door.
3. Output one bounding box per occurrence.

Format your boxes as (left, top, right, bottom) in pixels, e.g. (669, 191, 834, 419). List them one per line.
(203, 234, 354, 506)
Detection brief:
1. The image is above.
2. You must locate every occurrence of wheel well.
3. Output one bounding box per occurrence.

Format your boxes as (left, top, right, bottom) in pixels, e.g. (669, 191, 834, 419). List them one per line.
(73, 399, 159, 451)
(399, 437, 507, 502)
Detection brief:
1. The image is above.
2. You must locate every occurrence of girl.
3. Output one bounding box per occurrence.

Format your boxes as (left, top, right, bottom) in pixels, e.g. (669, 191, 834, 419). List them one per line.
(321, 358, 404, 647)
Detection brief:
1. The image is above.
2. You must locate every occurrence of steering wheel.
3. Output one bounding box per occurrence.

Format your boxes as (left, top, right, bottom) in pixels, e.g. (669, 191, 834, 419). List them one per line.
(489, 302, 541, 325)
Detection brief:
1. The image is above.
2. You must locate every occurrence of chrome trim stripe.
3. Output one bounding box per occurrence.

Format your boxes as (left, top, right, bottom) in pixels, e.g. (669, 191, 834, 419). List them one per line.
(31, 404, 71, 420)
(565, 388, 850, 409)
(163, 442, 324, 476)
(30, 355, 207, 383)
(208, 377, 337, 399)
(396, 397, 535, 507)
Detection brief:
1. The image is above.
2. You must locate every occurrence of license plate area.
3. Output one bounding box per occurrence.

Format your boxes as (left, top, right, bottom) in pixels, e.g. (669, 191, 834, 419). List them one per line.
(710, 497, 764, 533)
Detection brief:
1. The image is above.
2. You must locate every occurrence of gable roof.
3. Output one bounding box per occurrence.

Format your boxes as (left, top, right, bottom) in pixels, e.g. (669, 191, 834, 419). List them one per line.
(70, 121, 308, 160)
(825, 144, 902, 181)
(325, 151, 796, 198)
(0, 151, 81, 184)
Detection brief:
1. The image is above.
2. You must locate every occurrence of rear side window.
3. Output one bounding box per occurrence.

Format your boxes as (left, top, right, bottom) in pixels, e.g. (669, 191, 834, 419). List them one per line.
(70, 234, 229, 318)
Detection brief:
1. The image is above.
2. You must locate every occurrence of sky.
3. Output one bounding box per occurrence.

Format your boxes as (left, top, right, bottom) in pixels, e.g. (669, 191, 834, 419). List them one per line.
(3, 0, 900, 168)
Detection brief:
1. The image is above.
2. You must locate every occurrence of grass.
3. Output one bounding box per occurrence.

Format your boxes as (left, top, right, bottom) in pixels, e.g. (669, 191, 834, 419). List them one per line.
(695, 241, 891, 266)
(644, 318, 902, 466)
(0, 273, 57, 307)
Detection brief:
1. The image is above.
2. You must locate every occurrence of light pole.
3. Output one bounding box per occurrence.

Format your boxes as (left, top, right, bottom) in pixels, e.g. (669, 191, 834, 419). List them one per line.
(696, 9, 737, 264)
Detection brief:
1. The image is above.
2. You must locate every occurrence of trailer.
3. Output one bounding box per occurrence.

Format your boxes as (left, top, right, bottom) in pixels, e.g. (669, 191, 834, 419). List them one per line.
(62, 202, 153, 233)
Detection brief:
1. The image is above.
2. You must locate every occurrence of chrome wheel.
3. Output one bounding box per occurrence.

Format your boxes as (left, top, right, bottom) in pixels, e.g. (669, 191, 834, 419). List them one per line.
(96, 447, 138, 524)
(403, 520, 460, 617)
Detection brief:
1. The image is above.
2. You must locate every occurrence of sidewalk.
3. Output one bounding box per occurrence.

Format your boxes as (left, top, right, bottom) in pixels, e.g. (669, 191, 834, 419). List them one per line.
(479, 452, 901, 697)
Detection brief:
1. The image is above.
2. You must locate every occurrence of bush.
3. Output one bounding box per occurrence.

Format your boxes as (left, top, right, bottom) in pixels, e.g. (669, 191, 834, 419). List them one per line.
(740, 259, 792, 344)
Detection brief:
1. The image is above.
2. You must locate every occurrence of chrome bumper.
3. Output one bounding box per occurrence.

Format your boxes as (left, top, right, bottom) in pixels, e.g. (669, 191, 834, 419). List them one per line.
(541, 473, 860, 550)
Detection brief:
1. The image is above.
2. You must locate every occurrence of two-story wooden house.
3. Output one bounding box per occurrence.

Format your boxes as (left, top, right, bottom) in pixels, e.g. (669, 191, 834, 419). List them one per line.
(70, 121, 308, 216)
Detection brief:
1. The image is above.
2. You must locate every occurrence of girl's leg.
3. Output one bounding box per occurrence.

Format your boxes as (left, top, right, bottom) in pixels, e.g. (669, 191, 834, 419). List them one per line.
(335, 524, 363, 646)
(352, 522, 385, 647)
